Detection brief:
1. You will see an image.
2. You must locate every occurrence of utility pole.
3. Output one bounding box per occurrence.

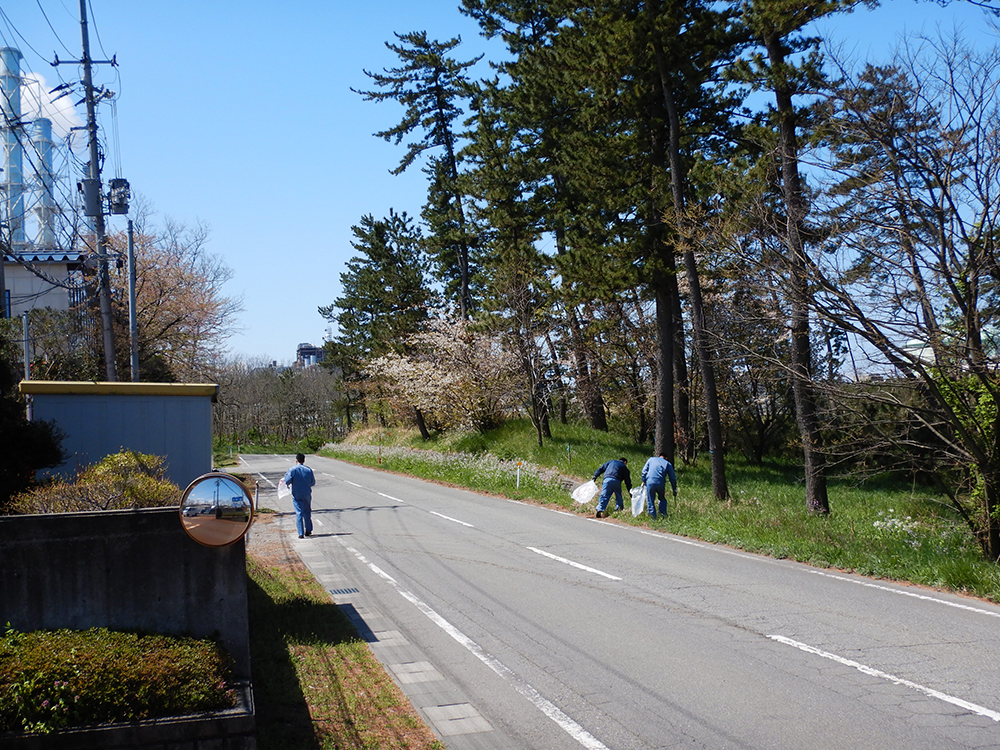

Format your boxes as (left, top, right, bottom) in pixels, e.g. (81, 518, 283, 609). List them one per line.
(54, 2, 129, 380)
(76, 0, 117, 381)
(128, 219, 139, 381)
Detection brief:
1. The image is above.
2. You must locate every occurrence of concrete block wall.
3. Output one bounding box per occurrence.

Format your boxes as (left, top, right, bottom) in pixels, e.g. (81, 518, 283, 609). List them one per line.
(0, 507, 251, 678)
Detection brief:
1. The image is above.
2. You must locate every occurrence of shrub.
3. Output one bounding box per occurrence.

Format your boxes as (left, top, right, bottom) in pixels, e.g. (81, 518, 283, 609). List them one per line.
(0, 625, 236, 734)
(9, 450, 179, 514)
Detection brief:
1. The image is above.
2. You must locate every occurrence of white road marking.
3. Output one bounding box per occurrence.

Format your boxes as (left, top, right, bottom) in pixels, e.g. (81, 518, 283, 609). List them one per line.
(806, 569, 1000, 618)
(253, 472, 276, 488)
(528, 547, 622, 581)
(345, 480, 363, 488)
(342, 542, 610, 750)
(430, 511, 474, 528)
(769, 635, 1000, 722)
(378, 492, 404, 502)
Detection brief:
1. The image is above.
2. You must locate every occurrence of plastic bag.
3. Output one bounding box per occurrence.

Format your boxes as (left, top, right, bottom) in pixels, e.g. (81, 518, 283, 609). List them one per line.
(277, 479, 291, 499)
(630, 485, 647, 517)
(571, 479, 599, 504)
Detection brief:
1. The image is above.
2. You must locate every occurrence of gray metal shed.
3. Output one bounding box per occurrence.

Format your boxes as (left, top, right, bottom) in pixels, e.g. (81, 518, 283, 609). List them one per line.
(18, 380, 218, 488)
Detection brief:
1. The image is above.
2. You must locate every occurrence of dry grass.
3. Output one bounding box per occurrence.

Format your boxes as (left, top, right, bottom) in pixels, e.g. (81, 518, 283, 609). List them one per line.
(246, 513, 443, 750)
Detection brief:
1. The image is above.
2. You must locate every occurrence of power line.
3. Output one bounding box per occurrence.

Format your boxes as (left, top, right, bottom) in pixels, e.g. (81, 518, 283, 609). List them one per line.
(34, 0, 74, 58)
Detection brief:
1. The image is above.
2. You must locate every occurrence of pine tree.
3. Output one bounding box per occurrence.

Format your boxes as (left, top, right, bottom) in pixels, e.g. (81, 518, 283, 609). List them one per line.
(319, 211, 435, 431)
(354, 32, 481, 318)
(732, 0, 854, 514)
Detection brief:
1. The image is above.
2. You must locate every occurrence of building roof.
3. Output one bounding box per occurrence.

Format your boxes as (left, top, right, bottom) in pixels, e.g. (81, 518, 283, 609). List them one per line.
(15, 251, 87, 263)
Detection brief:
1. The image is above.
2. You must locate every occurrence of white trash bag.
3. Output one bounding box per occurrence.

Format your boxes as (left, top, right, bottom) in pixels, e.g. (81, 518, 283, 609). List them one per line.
(277, 479, 291, 499)
(571, 479, 599, 504)
(630, 485, 647, 517)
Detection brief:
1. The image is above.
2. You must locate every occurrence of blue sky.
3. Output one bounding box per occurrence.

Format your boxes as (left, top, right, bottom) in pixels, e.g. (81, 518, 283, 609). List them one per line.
(1, 1, 996, 364)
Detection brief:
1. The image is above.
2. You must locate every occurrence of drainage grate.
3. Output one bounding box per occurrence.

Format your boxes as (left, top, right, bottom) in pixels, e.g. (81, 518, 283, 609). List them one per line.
(329, 587, 359, 596)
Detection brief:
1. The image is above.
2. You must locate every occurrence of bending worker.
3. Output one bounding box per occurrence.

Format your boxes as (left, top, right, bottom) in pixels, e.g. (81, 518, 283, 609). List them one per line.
(593, 457, 632, 518)
(641, 451, 677, 519)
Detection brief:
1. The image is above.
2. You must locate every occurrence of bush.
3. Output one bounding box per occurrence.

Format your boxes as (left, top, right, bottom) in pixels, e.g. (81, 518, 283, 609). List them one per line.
(0, 625, 236, 734)
(9, 450, 179, 514)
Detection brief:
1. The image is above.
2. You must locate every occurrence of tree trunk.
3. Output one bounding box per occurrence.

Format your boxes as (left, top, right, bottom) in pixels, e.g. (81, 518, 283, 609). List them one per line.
(652, 29, 728, 499)
(544, 331, 569, 424)
(414, 406, 430, 440)
(568, 303, 608, 432)
(764, 28, 829, 514)
(653, 277, 676, 462)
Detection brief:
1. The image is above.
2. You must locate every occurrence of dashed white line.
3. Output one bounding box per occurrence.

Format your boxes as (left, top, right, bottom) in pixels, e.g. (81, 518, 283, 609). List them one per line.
(341, 542, 610, 750)
(769, 635, 1000, 722)
(430, 511, 474, 528)
(528, 547, 622, 581)
(345, 480, 362, 488)
(378, 492, 404, 502)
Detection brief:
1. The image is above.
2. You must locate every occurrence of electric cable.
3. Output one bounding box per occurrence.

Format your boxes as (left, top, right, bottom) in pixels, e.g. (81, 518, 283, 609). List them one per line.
(34, 0, 74, 58)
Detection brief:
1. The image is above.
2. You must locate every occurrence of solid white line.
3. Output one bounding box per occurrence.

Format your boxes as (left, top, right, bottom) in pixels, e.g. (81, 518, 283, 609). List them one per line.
(430, 511, 474, 528)
(528, 547, 622, 581)
(253, 472, 276, 488)
(768, 635, 1000, 722)
(378, 492, 404, 502)
(342, 542, 609, 750)
(806, 570, 1000, 618)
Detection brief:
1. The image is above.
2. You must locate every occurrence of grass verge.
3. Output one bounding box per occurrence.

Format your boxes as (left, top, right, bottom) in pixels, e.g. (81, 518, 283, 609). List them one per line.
(323, 420, 1000, 603)
(247, 518, 444, 750)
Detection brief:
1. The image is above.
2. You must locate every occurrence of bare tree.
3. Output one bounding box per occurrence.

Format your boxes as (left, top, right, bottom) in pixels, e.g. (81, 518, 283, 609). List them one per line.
(814, 33, 1000, 558)
(106, 218, 243, 382)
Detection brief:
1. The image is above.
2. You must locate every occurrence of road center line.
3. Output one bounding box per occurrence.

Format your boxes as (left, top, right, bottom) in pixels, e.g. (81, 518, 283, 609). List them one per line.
(341, 541, 610, 750)
(430, 511, 474, 528)
(378, 492, 404, 502)
(528, 547, 622, 581)
(344, 480, 362, 488)
(768, 635, 1000, 722)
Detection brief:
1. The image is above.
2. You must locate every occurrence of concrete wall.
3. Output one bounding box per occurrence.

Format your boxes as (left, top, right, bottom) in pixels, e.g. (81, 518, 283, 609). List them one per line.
(18, 381, 218, 489)
(0, 507, 250, 679)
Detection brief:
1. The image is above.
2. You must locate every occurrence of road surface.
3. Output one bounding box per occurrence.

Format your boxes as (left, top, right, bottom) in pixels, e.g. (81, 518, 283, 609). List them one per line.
(238, 453, 1000, 749)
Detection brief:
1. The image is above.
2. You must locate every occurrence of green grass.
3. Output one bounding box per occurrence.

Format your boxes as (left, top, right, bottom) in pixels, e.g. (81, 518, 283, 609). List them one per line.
(323, 420, 1000, 603)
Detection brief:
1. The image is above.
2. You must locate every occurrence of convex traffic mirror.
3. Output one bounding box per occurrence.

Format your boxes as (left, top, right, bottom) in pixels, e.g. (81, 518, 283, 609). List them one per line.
(179, 472, 254, 547)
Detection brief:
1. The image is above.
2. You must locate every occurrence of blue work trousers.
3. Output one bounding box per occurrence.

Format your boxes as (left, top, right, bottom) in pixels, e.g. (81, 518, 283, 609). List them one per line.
(647, 483, 667, 517)
(292, 496, 313, 536)
(596, 478, 624, 513)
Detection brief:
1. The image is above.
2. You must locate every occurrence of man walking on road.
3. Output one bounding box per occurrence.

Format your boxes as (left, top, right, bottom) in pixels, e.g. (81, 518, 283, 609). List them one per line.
(284, 453, 315, 539)
(593, 457, 632, 518)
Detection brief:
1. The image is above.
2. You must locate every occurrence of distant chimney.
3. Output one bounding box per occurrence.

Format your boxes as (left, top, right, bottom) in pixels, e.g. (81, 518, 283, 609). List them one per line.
(1, 47, 25, 254)
(30, 118, 56, 250)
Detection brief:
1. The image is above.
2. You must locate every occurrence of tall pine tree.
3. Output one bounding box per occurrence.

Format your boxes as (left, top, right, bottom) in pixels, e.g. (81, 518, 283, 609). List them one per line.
(354, 32, 481, 318)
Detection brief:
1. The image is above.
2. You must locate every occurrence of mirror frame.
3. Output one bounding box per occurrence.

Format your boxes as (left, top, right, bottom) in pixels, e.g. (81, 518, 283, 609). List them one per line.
(178, 472, 255, 547)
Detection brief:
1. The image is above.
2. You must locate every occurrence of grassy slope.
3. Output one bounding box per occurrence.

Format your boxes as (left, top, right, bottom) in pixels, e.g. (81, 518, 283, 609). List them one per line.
(323, 419, 1000, 603)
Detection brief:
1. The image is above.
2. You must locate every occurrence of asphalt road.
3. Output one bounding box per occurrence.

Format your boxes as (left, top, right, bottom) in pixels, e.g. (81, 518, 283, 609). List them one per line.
(238, 453, 1000, 750)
